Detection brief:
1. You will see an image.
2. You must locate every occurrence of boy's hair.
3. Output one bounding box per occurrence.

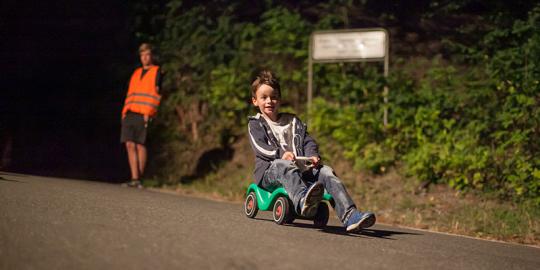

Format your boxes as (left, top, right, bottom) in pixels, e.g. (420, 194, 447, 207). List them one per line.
(139, 43, 153, 54)
(251, 70, 281, 98)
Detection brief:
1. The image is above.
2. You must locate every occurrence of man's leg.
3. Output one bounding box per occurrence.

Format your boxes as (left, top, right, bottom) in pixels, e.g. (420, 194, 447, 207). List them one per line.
(136, 144, 147, 177)
(314, 165, 356, 223)
(261, 159, 308, 213)
(125, 141, 139, 180)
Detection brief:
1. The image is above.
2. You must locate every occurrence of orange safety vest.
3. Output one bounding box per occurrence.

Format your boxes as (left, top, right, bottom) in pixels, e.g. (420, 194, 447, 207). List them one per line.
(122, 66, 161, 118)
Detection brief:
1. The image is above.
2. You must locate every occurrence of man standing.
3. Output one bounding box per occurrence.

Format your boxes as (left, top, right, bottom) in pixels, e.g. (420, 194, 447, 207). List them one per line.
(121, 43, 162, 187)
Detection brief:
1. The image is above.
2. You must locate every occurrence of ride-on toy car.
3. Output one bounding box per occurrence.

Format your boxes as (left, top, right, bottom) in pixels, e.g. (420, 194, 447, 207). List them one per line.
(244, 182, 335, 227)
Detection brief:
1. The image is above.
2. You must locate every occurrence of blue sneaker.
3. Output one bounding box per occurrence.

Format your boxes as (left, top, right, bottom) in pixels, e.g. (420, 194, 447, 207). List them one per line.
(299, 182, 325, 217)
(345, 211, 376, 232)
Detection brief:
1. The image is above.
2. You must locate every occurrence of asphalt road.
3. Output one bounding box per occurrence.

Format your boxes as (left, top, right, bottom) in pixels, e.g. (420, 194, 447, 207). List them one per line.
(1, 172, 538, 270)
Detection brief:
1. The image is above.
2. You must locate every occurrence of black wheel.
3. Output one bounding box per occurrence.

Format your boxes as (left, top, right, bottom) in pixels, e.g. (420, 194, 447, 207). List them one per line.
(244, 192, 258, 218)
(284, 198, 296, 224)
(285, 215, 295, 224)
(328, 198, 336, 209)
(313, 202, 329, 228)
(273, 197, 291, 225)
(285, 213, 296, 224)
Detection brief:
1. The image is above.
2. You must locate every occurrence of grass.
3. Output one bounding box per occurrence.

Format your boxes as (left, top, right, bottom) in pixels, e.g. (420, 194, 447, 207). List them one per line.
(357, 173, 539, 244)
(152, 136, 540, 246)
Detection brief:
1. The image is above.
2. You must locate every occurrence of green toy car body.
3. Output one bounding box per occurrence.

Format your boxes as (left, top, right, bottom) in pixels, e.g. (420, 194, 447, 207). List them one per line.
(244, 183, 335, 227)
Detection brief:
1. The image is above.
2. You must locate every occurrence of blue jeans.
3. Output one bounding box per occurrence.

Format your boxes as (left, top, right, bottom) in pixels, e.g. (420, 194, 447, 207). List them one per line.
(261, 159, 356, 224)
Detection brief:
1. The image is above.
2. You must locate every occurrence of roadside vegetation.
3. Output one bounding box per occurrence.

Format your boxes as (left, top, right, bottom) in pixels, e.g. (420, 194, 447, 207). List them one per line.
(131, 1, 540, 244)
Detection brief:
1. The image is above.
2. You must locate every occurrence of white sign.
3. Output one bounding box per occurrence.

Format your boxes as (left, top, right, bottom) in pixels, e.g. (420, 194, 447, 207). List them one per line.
(312, 30, 387, 61)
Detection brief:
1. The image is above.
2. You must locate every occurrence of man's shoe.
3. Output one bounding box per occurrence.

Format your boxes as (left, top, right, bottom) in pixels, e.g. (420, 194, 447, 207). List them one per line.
(345, 211, 376, 232)
(131, 180, 143, 189)
(300, 182, 324, 217)
(122, 180, 142, 188)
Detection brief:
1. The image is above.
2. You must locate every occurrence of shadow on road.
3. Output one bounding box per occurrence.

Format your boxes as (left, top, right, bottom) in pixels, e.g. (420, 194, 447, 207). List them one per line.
(360, 228, 422, 239)
(305, 223, 421, 240)
(0, 171, 29, 177)
(324, 226, 421, 240)
(0, 176, 25, 183)
(254, 217, 421, 239)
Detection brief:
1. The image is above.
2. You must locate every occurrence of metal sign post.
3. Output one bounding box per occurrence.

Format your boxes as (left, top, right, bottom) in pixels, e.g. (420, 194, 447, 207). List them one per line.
(307, 28, 389, 126)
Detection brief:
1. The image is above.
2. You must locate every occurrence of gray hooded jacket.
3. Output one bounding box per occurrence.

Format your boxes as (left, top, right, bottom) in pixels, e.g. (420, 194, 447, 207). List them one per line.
(247, 113, 320, 184)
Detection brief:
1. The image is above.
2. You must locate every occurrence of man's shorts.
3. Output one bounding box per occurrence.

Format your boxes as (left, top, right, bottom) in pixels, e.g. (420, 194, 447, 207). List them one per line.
(120, 112, 147, 145)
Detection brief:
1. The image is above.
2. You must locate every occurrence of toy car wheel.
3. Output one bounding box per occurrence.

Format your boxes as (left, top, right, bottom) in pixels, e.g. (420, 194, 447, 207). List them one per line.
(284, 198, 295, 224)
(328, 198, 336, 209)
(313, 202, 329, 228)
(285, 209, 296, 224)
(273, 197, 290, 225)
(244, 192, 258, 218)
(285, 214, 295, 224)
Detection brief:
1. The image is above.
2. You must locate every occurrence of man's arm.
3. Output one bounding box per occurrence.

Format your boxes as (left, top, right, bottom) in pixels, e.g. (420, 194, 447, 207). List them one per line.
(144, 67, 163, 123)
(155, 67, 162, 94)
(248, 121, 280, 161)
(121, 74, 133, 119)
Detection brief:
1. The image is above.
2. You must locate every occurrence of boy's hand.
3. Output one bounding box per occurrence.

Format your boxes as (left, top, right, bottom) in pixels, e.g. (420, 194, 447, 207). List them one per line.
(310, 156, 320, 167)
(282, 151, 295, 161)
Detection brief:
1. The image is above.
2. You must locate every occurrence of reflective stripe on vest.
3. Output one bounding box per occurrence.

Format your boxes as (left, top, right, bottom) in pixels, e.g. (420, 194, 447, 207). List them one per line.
(126, 92, 161, 101)
(124, 101, 159, 109)
(122, 66, 161, 117)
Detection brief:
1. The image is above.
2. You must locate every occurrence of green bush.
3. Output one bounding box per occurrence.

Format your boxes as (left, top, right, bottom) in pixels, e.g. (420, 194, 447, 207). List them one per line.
(311, 7, 540, 202)
(134, 1, 540, 203)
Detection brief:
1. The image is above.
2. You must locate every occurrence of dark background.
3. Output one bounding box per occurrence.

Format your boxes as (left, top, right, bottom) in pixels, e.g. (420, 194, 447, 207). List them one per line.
(1, 0, 536, 183)
(1, 1, 139, 181)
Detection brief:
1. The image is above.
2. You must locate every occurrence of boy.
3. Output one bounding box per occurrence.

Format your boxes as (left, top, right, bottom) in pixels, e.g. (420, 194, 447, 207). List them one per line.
(248, 70, 376, 232)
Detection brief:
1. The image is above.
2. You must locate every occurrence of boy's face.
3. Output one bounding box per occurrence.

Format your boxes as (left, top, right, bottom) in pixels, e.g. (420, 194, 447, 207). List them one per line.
(252, 84, 280, 120)
(140, 50, 153, 67)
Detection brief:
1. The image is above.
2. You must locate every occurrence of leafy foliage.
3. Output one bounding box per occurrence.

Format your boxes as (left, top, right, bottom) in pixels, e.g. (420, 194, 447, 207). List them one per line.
(312, 6, 540, 202)
(132, 0, 540, 202)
